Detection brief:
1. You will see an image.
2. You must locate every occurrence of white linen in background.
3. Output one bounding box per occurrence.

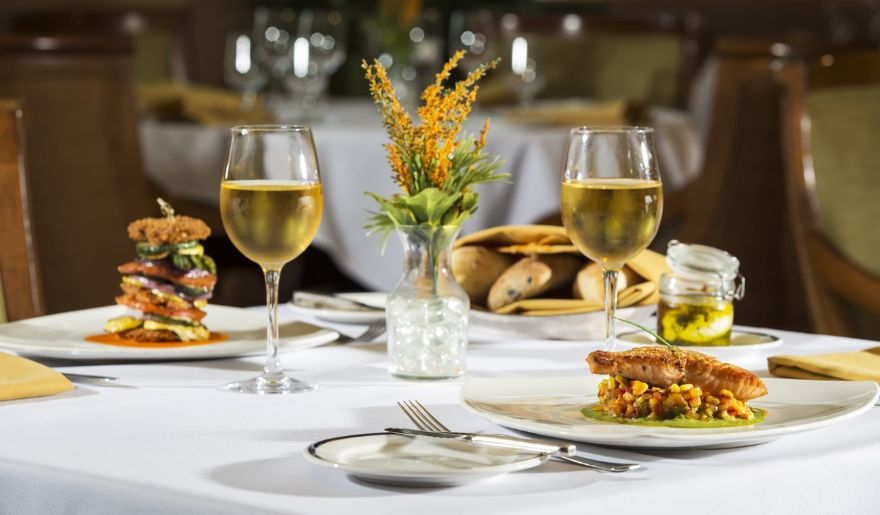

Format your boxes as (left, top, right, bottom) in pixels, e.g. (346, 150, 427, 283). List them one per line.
(140, 100, 703, 291)
(0, 309, 878, 515)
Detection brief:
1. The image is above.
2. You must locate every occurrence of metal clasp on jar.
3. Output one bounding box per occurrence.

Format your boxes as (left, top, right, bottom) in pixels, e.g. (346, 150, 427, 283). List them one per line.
(714, 271, 745, 301)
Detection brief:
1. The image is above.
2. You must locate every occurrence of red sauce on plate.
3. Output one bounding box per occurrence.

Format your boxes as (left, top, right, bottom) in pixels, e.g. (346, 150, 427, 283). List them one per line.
(84, 332, 228, 348)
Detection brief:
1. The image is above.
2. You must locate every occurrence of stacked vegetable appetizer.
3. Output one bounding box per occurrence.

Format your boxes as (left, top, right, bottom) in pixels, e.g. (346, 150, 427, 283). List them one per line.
(105, 202, 218, 342)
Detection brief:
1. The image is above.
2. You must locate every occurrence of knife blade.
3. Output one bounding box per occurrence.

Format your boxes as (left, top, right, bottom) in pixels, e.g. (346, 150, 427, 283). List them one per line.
(62, 373, 122, 386)
(385, 427, 577, 456)
(292, 291, 383, 312)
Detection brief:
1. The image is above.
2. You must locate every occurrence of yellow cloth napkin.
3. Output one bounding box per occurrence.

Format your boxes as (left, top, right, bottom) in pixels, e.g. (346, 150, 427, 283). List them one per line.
(0, 352, 74, 401)
(137, 82, 275, 125)
(504, 99, 640, 126)
(768, 347, 880, 382)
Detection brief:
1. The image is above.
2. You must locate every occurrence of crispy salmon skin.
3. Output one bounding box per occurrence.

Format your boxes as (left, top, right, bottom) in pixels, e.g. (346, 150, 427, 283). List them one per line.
(587, 346, 768, 401)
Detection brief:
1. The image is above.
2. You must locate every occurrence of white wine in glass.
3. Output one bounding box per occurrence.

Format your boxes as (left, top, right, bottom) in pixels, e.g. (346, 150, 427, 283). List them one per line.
(561, 128, 663, 350)
(220, 126, 323, 394)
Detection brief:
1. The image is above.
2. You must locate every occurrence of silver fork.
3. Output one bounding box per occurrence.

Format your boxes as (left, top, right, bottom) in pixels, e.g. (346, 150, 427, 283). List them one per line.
(398, 400, 640, 473)
(334, 320, 386, 344)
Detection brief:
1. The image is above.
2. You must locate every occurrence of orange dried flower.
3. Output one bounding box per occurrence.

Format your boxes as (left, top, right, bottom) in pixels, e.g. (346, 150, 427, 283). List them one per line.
(476, 119, 490, 154)
(363, 51, 498, 194)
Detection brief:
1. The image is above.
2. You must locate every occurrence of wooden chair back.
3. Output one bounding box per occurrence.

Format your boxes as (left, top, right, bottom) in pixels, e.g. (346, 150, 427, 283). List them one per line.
(660, 39, 809, 330)
(12, 9, 194, 84)
(0, 99, 43, 322)
(0, 34, 158, 314)
(780, 50, 880, 336)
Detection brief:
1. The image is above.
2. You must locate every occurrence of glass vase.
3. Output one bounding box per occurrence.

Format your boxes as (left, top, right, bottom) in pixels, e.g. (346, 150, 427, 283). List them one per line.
(386, 225, 469, 380)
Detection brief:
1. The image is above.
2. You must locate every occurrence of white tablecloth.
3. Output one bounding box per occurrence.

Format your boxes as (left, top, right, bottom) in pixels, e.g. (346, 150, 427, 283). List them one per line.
(1, 308, 878, 515)
(140, 101, 701, 291)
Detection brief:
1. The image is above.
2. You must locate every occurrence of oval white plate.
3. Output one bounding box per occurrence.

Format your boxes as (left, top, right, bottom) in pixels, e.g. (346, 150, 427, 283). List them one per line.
(461, 375, 879, 450)
(288, 292, 386, 324)
(469, 305, 655, 341)
(304, 433, 548, 487)
(0, 305, 338, 361)
(617, 330, 783, 353)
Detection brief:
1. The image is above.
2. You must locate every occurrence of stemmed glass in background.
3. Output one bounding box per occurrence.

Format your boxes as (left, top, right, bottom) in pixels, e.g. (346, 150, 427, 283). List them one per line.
(448, 9, 497, 72)
(253, 6, 298, 81)
(220, 126, 323, 394)
(224, 31, 268, 107)
(561, 128, 663, 350)
(498, 14, 545, 105)
(282, 8, 348, 119)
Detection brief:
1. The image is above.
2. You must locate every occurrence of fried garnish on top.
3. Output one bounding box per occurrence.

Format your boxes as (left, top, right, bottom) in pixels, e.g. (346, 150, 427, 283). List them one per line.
(127, 215, 211, 245)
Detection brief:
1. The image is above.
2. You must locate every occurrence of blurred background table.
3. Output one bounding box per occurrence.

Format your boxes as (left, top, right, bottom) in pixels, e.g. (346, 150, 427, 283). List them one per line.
(140, 99, 701, 291)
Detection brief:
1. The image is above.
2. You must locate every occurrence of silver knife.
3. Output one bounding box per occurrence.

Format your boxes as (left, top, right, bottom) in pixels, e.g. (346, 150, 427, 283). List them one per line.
(385, 427, 577, 456)
(62, 373, 121, 386)
(292, 291, 383, 312)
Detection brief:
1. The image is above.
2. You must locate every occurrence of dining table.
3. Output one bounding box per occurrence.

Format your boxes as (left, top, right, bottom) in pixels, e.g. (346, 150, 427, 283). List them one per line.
(1, 304, 878, 515)
(139, 100, 702, 291)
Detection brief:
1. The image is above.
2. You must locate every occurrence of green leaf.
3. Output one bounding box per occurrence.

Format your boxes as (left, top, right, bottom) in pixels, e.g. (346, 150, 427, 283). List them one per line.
(364, 129, 509, 237)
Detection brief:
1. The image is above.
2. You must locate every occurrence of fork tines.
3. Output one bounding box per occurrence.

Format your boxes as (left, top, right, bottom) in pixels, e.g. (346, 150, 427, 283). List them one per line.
(397, 400, 451, 432)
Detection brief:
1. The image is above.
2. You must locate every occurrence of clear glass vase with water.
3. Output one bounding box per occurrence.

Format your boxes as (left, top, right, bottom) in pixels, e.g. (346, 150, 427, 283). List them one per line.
(386, 225, 469, 380)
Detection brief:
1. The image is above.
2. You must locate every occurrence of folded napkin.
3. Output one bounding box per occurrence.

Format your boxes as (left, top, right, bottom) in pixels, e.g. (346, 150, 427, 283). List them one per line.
(503, 99, 644, 127)
(768, 347, 880, 382)
(0, 352, 74, 401)
(137, 82, 275, 126)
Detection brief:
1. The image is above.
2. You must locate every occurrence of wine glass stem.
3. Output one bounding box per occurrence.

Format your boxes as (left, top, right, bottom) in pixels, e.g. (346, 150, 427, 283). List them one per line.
(263, 267, 283, 378)
(241, 89, 258, 109)
(603, 268, 620, 351)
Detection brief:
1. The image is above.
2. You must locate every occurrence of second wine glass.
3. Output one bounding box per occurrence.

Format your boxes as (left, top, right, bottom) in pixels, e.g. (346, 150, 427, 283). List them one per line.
(560, 127, 663, 350)
(220, 125, 323, 394)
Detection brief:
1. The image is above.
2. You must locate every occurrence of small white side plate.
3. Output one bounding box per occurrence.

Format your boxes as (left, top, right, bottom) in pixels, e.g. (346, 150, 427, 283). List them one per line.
(0, 305, 338, 361)
(617, 330, 783, 353)
(304, 433, 548, 487)
(288, 292, 386, 324)
(461, 375, 879, 450)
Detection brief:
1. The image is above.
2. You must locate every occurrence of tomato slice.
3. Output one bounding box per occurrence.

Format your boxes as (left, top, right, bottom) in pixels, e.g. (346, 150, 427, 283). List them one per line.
(115, 296, 207, 321)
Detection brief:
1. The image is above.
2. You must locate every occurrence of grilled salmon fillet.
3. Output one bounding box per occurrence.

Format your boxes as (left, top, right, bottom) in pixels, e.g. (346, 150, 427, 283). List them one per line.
(587, 346, 768, 401)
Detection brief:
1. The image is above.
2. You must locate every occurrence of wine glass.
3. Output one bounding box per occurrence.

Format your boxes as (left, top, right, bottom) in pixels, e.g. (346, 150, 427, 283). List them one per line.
(503, 34, 546, 105)
(253, 6, 298, 79)
(448, 9, 497, 72)
(561, 128, 663, 350)
(224, 31, 268, 107)
(220, 126, 323, 394)
(282, 8, 348, 119)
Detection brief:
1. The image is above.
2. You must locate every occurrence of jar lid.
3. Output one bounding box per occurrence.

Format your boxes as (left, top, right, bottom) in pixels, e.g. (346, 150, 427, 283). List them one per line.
(666, 240, 740, 279)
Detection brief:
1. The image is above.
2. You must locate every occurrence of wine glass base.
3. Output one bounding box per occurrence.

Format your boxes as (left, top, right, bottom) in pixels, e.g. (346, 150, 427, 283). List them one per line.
(223, 374, 319, 395)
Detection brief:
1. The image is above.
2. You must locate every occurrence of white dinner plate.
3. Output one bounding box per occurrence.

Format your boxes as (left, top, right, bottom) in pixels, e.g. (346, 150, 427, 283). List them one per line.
(0, 305, 338, 361)
(287, 292, 386, 324)
(461, 375, 879, 450)
(617, 330, 783, 354)
(469, 305, 655, 341)
(304, 433, 548, 487)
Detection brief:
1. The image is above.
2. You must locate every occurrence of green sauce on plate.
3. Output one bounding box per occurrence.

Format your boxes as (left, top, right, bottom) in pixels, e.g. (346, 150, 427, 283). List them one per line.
(581, 404, 767, 428)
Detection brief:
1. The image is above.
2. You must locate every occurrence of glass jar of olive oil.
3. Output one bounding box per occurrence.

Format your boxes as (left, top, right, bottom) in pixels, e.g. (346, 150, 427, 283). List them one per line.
(657, 241, 745, 346)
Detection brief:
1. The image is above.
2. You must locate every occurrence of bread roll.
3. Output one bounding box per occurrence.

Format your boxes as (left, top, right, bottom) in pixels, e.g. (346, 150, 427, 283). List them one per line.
(451, 246, 513, 306)
(573, 263, 639, 305)
(487, 254, 582, 311)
